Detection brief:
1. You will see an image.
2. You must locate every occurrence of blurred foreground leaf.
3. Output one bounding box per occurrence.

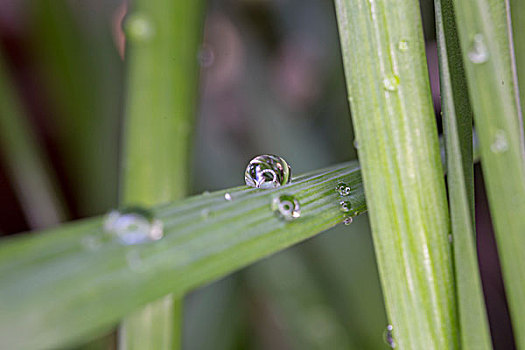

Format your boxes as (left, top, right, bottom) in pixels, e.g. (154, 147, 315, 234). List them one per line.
(0, 161, 364, 349)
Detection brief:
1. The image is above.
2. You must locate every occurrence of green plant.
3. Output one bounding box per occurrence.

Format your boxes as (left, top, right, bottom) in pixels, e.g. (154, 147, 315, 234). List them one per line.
(118, 0, 204, 348)
(435, 0, 491, 347)
(0, 161, 364, 349)
(335, 0, 457, 347)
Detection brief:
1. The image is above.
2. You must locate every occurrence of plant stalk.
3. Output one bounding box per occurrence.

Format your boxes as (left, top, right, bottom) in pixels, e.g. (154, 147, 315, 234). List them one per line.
(435, 0, 493, 347)
(335, 0, 458, 348)
(0, 50, 66, 229)
(119, 0, 204, 348)
(452, 0, 525, 347)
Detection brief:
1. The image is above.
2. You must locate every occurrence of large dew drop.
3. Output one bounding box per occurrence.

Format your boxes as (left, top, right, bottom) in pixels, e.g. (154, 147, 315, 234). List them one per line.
(272, 194, 301, 221)
(468, 34, 489, 64)
(245, 155, 292, 189)
(104, 208, 163, 245)
(383, 325, 396, 348)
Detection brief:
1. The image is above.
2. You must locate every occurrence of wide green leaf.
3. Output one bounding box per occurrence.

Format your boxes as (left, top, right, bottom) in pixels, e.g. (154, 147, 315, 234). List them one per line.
(0, 161, 363, 349)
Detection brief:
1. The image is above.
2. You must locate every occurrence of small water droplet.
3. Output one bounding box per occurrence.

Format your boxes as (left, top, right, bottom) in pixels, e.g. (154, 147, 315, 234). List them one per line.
(383, 325, 396, 348)
(340, 200, 352, 213)
(224, 193, 232, 201)
(448, 234, 453, 243)
(468, 34, 489, 64)
(197, 44, 215, 67)
(123, 13, 155, 43)
(245, 155, 292, 189)
(104, 208, 163, 245)
(272, 194, 301, 221)
(383, 75, 400, 92)
(490, 129, 508, 153)
(343, 217, 353, 225)
(336, 183, 352, 196)
(398, 40, 409, 51)
(353, 139, 360, 149)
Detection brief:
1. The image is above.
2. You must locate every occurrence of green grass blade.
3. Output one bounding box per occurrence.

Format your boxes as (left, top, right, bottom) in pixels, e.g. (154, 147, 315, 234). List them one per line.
(0, 51, 66, 229)
(509, 0, 525, 138)
(435, 0, 493, 348)
(30, 0, 121, 216)
(118, 0, 204, 348)
(334, 0, 458, 348)
(452, 0, 525, 347)
(0, 161, 364, 349)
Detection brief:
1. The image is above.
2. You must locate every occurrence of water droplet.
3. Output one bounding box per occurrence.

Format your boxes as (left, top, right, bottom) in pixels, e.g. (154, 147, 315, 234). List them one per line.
(104, 208, 163, 245)
(398, 40, 409, 51)
(336, 183, 352, 196)
(448, 234, 453, 243)
(272, 194, 301, 221)
(197, 44, 215, 67)
(340, 200, 352, 213)
(123, 13, 155, 43)
(245, 155, 292, 189)
(383, 325, 396, 348)
(490, 129, 508, 153)
(468, 34, 489, 64)
(343, 217, 353, 225)
(224, 193, 232, 201)
(383, 75, 400, 92)
(353, 139, 360, 149)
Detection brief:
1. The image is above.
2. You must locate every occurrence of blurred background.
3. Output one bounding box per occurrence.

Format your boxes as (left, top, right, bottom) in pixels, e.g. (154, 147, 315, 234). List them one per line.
(0, 0, 515, 349)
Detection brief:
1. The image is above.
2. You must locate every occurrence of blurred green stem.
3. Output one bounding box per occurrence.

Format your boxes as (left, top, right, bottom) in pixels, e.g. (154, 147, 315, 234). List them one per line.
(31, 0, 121, 216)
(0, 50, 66, 229)
(118, 0, 204, 349)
